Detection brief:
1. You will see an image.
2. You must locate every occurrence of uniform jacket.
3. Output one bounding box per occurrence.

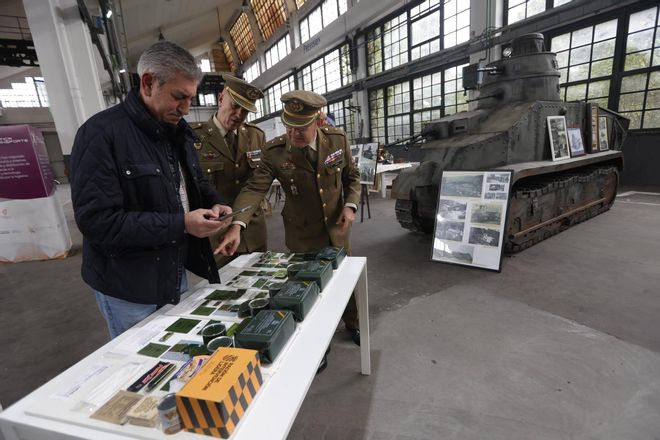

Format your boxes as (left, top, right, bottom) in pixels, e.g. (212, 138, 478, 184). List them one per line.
(70, 89, 225, 306)
(193, 117, 267, 253)
(233, 126, 360, 252)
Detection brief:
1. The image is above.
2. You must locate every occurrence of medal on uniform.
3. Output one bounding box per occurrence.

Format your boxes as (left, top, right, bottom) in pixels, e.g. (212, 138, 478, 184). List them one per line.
(324, 149, 343, 167)
(203, 151, 218, 159)
(280, 161, 296, 170)
(246, 150, 261, 162)
(290, 184, 299, 195)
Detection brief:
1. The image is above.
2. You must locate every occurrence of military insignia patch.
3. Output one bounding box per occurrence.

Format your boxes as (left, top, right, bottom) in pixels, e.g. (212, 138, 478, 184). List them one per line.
(203, 151, 218, 159)
(194, 142, 202, 150)
(289, 100, 304, 112)
(280, 161, 296, 170)
(247, 88, 261, 100)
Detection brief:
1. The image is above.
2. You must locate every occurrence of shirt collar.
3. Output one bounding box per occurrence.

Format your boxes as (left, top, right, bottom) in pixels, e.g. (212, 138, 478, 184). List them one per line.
(306, 133, 318, 151)
(212, 113, 236, 138)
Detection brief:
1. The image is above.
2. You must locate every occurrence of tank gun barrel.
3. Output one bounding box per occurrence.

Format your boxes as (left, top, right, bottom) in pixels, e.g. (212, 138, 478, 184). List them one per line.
(384, 133, 425, 151)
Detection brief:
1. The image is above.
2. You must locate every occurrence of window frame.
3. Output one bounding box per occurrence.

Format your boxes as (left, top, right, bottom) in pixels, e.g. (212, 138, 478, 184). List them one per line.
(367, 60, 469, 144)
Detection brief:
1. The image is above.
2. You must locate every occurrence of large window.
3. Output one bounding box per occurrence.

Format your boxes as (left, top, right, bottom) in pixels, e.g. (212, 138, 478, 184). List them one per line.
(369, 63, 467, 143)
(618, 6, 660, 129)
(367, 2, 469, 75)
(251, 0, 288, 41)
(244, 61, 261, 83)
(506, 0, 573, 25)
(551, 19, 617, 107)
(230, 13, 256, 62)
(0, 77, 48, 108)
(370, 81, 411, 144)
(443, 0, 470, 49)
(442, 64, 468, 115)
(367, 12, 408, 75)
(265, 35, 291, 69)
(327, 98, 356, 143)
(297, 44, 352, 94)
(222, 42, 235, 72)
(265, 75, 296, 113)
(247, 98, 266, 122)
(299, 0, 348, 43)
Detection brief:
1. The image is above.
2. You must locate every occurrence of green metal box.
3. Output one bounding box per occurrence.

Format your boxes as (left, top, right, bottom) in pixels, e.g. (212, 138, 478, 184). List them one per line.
(270, 280, 319, 321)
(234, 310, 295, 363)
(315, 246, 346, 269)
(293, 260, 333, 291)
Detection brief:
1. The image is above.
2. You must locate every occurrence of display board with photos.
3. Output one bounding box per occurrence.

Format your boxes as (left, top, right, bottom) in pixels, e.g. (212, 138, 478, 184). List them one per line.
(566, 127, 585, 157)
(356, 143, 379, 185)
(547, 116, 570, 161)
(598, 115, 610, 151)
(350, 144, 361, 166)
(431, 170, 513, 272)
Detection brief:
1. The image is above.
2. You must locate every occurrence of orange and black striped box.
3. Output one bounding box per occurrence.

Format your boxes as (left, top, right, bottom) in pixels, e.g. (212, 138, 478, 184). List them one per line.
(175, 347, 262, 438)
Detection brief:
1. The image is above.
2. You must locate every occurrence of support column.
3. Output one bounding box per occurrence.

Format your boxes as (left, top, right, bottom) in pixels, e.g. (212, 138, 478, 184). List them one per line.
(23, 0, 105, 156)
(468, 0, 504, 109)
(353, 34, 369, 142)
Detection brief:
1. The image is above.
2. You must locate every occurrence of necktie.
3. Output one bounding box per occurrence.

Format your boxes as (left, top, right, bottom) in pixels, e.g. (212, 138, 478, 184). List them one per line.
(225, 131, 236, 155)
(304, 145, 317, 167)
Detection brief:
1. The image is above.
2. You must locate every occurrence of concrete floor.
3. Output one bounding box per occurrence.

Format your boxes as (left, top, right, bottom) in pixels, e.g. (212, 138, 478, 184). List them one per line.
(1, 186, 660, 439)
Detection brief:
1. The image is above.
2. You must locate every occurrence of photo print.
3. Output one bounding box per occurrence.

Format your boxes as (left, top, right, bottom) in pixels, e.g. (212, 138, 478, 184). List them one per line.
(468, 227, 501, 247)
(359, 142, 378, 185)
(440, 173, 484, 198)
(438, 199, 467, 221)
(435, 221, 465, 242)
(350, 144, 361, 166)
(470, 203, 502, 226)
(598, 116, 609, 151)
(432, 170, 513, 272)
(547, 116, 570, 161)
(566, 127, 585, 157)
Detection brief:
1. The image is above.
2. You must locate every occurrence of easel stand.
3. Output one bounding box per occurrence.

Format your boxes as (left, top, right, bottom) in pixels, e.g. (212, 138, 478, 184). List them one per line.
(360, 184, 371, 223)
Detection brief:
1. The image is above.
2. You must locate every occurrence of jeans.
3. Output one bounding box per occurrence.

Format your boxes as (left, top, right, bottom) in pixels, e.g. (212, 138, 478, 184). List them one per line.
(95, 272, 188, 339)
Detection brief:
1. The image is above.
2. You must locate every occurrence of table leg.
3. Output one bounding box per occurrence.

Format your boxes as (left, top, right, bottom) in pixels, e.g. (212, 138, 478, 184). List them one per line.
(381, 173, 386, 198)
(356, 263, 370, 375)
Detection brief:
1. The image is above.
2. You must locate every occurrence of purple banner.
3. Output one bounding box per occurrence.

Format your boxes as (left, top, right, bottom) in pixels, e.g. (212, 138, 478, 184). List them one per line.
(0, 125, 54, 199)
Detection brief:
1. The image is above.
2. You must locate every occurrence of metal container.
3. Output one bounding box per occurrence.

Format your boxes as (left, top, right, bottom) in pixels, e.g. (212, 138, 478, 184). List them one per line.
(157, 393, 181, 435)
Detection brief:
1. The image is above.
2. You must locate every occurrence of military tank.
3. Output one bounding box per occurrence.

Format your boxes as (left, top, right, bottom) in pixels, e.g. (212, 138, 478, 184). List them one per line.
(391, 33, 629, 253)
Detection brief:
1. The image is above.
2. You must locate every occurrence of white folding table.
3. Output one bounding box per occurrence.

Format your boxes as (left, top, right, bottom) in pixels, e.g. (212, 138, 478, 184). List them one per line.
(0, 256, 369, 440)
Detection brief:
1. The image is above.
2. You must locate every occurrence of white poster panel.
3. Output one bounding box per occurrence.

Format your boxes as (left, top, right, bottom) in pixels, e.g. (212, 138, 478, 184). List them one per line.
(431, 170, 513, 272)
(358, 143, 378, 185)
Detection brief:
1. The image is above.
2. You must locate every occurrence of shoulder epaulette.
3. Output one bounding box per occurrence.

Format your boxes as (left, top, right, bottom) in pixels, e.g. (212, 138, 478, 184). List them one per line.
(265, 135, 287, 150)
(321, 126, 346, 136)
(244, 122, 265, 134)
(191, 122, 204, 130)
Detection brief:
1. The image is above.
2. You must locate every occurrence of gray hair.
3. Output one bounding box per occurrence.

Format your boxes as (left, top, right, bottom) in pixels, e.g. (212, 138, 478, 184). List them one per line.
(137, 41, 203, 84)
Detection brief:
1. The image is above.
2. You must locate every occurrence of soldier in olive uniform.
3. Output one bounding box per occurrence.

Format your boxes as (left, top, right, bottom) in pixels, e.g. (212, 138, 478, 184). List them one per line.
(217, 90, 362, 349)
(192, 74, 267, 267)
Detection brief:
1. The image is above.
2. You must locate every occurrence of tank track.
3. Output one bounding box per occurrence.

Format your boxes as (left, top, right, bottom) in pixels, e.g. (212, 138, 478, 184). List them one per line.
(395, 199, 426, 232)
(505, 165, 619, 253)
(395, 165, 619, 253)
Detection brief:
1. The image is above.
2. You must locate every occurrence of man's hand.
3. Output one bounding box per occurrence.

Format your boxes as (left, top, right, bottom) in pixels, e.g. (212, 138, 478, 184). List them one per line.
(336, 206, 355, 233)
(215, 224, 242, 256)
(184, 205, 232, 238)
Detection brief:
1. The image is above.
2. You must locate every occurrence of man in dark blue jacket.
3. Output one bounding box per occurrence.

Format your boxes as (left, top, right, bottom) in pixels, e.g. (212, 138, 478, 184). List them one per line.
(70, 41, 232, 338)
